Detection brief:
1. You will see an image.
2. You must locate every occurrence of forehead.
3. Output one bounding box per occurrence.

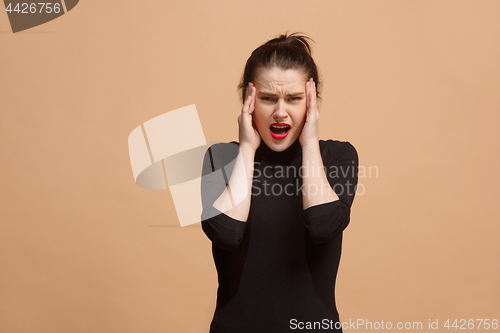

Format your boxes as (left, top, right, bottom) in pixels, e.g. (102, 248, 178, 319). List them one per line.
(255, 67, 307, 93)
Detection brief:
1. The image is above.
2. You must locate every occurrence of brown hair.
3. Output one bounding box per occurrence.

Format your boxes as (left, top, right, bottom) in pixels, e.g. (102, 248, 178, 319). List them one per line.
(238, 32, 321, 103)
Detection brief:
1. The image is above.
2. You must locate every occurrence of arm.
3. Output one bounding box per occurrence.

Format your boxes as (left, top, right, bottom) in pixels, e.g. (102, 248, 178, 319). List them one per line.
(200, 83, 260, 250)
(300, 78, 337, 209)
(299, 78, 358, 243)
(200, 143, 249, 250)
(302, 141, 359, 243)
(301, 141, 339, 209)
(212, 146, 255, 222)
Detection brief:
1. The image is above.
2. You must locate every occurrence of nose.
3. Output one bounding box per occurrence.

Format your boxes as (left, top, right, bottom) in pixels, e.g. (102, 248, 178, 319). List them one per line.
(273, 99, 288, 120)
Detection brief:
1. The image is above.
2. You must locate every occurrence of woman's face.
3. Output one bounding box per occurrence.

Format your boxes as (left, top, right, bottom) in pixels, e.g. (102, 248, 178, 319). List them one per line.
(252, 67, 308, 152)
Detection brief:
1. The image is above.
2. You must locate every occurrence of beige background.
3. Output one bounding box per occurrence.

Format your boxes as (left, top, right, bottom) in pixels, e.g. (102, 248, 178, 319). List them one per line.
(1, 0, 499, 332)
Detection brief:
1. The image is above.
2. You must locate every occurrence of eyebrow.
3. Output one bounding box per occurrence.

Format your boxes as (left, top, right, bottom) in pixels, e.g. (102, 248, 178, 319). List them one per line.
(258, 92, 305, 97)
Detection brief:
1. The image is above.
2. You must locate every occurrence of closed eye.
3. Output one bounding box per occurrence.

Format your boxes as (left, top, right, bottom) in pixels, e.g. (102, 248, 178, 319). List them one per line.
(259, 95, 303, 102)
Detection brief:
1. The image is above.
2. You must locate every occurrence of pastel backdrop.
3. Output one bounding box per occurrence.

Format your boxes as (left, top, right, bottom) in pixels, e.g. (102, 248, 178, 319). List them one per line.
(1, 1, 499, 332)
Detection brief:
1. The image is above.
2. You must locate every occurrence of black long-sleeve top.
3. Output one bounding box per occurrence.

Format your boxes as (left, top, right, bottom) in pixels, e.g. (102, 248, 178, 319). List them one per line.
(201, 138, 358, 332)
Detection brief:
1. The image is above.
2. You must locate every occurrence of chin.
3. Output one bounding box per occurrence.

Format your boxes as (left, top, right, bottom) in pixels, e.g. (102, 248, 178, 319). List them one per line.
(263, 135, 295, 152)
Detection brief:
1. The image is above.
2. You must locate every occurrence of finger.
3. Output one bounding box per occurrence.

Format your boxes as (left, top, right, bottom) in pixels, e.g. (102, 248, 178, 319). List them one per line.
(310, 80, 317, 111)
(306, 79, 312, 110)
(241, 87, 252, 115)
(249, 83, 256, 114)
(305, 80, 309, 109)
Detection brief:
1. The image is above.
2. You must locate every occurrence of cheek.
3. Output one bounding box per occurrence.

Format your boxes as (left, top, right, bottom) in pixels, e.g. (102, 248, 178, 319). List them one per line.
(252, 109, 267, 131)
(293, 108, 308, 127)
(253, 103, 271, 126)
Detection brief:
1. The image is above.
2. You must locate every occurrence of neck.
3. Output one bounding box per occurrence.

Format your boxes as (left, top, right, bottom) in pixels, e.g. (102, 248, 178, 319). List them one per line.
(256, 138, 302, 164)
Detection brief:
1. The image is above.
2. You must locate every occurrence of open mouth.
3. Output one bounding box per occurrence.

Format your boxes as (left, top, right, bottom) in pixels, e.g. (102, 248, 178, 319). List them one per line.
(269, 123, 291, 139)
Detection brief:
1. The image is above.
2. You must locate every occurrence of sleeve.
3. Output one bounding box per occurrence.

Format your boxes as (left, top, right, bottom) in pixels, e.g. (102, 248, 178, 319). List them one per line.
(200, 142, 247, 250)
(303, 141, 359, 244)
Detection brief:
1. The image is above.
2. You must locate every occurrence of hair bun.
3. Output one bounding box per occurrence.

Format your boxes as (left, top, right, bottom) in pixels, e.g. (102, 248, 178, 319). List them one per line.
(266, 32, 314, 57)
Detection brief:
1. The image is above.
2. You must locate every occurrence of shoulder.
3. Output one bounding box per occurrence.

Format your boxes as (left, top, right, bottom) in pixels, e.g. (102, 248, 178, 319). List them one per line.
(207, 141, 239, 154)
(319, 139, 358, 162)
(203, 141, 240, 167)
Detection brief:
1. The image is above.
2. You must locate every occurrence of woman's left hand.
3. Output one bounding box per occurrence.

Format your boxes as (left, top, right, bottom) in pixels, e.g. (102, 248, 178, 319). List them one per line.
(299, 78, 320, 147)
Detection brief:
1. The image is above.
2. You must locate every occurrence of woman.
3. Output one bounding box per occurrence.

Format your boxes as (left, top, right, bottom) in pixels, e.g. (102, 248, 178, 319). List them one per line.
(201, 33, 358, 332)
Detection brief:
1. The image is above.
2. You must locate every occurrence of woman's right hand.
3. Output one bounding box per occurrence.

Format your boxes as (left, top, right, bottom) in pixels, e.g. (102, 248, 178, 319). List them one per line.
(238, 82, 261, 152)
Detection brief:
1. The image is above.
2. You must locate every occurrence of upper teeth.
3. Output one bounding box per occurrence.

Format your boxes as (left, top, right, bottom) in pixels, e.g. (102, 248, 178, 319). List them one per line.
(272, 126, 289, 128)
